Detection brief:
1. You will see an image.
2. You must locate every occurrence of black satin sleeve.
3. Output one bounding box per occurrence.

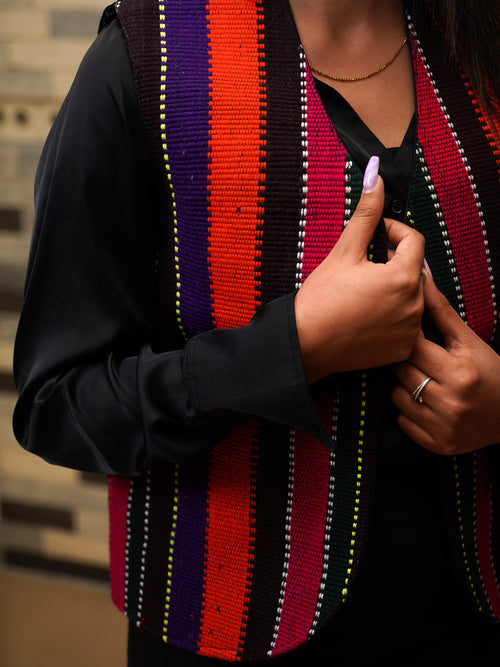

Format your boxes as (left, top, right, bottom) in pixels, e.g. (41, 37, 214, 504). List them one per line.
(12, 16, 331, 476)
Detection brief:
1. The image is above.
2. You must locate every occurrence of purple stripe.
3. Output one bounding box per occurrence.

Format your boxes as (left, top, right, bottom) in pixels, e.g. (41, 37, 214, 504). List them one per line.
(167, 461, 209, 650)
(164, 0, 213, 336)
(162, 1, 212, 646)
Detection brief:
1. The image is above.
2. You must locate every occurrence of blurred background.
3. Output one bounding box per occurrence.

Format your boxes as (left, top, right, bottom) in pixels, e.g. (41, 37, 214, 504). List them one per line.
(0, 1, 127, 664)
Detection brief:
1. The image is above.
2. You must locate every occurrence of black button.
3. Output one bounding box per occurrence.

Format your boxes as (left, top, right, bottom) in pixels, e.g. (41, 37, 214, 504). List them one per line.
(391, 199, 403, 214)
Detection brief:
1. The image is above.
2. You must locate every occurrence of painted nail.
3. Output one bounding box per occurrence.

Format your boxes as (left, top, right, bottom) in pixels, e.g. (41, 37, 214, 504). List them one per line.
(363, 156, 380, 193)
(423, 258, 433, 278)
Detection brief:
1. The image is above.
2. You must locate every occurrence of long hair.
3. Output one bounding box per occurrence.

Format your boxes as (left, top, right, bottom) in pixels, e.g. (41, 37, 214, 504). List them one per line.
(430, 0, 500, 114)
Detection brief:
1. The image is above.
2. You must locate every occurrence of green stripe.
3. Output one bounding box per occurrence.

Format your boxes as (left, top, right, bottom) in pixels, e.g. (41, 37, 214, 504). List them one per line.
(409, 146, 462, 315)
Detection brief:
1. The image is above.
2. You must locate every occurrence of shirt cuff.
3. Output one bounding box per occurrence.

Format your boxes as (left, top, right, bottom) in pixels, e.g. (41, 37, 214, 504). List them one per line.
(183, 293, 334, 451)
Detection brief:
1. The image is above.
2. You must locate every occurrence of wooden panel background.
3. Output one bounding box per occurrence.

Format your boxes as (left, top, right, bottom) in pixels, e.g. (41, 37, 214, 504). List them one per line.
(0, 2, 128, 664)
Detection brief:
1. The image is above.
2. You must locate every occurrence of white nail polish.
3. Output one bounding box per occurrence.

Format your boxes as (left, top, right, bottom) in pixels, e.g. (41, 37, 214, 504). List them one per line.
(363, 156, 380, 193)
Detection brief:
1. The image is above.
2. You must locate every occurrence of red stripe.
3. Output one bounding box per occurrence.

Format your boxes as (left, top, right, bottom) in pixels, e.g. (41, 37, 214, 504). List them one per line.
(271, 400, 331, 655)
(414, 44, 496, 342)
(476, 449, 500, 619)
(301, 71, 348, 281)
(199, 424, 256, 660)
(108, 475, 131, 612)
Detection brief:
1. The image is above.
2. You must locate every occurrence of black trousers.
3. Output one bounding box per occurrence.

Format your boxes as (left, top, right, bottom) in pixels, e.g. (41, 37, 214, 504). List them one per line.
(128, 617, 500, 667)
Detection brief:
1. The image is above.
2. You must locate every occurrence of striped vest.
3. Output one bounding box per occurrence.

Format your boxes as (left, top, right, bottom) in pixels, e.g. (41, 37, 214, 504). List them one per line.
(109, 0, 500, 660)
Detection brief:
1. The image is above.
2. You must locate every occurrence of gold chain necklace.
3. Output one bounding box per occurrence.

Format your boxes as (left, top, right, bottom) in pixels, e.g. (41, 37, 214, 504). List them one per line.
(309, 36, 408, 82)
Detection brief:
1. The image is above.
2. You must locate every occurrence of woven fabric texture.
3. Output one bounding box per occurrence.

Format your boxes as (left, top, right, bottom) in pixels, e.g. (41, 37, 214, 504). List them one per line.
(108, 0, 500, 660)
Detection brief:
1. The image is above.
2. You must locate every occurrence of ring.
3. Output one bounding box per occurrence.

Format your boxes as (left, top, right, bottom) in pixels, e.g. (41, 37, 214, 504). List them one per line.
(410, 377, 432, 404)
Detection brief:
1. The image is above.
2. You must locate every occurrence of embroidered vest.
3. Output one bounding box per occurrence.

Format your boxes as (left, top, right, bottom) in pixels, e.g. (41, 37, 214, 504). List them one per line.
(109, 0, 500, 660)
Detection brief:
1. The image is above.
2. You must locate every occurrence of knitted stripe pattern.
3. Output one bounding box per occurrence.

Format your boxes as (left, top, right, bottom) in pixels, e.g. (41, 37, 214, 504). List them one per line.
(108, 0, 500, 660)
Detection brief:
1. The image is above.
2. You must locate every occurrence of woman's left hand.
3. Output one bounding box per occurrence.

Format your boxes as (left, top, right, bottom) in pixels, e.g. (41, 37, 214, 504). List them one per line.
(392, 274, 500, 455)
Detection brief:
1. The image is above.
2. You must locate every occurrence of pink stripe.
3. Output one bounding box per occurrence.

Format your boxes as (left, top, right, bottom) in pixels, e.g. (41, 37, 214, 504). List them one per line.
(108, 475, 131, 612)
(414, 45, 496, 342)
(300, 71, 348, 281)
(476, 450, 500, 619)
(272, 78, 344, 653)
(271, 401, 331, 655)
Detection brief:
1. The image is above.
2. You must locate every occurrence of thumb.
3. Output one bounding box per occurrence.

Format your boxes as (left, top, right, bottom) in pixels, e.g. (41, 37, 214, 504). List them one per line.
(423, 270, 469, 344)
(339, 156, 385, 259)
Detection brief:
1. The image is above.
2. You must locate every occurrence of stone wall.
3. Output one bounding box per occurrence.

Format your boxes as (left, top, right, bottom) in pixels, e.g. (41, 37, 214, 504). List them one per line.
(0, 0, 111, 582)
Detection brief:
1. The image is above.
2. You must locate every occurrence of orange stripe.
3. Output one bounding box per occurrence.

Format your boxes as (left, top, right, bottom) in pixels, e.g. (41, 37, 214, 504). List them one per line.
(202, 6, 263, 653)
(200, 424, 256, 659)
(207, 0, 264, 329)
(464, 81, 500, 171)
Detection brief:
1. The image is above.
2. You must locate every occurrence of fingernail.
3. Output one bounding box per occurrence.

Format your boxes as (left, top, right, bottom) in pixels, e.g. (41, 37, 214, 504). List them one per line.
(363, 156, 380, 193)
(423, 258, 433, 278)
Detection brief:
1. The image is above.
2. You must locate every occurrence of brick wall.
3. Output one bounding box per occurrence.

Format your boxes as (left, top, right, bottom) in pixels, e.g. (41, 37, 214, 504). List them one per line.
(0, 1, 112, 581)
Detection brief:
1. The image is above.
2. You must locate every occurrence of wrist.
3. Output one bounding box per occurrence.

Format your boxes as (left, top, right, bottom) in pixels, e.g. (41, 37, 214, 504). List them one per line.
(294, 291, 327, 384)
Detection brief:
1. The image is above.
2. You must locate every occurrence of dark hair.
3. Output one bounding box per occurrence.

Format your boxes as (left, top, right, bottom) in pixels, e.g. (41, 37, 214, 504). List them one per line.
(431, 0, 500, 114)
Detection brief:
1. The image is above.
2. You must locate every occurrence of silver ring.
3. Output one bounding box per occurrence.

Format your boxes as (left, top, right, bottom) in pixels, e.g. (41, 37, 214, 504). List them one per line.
(410, 377, 432, 404)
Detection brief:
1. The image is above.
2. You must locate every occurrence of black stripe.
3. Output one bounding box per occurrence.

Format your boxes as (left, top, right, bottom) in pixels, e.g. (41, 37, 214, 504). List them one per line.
(139, 463, 175, 636)
(242, 421, 291, 659)
(117, 0, 182, 353)
(126, 476, 149, 622)
(258, 0, 305, 307)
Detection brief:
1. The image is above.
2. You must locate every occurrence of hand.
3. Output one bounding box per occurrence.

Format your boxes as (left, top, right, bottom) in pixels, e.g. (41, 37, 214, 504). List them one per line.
(392, 274, 500, 455)
(294, 162, 426, 384)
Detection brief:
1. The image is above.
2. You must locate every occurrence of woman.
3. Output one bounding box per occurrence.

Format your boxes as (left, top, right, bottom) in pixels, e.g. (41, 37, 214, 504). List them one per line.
(13, 0, 500, 664)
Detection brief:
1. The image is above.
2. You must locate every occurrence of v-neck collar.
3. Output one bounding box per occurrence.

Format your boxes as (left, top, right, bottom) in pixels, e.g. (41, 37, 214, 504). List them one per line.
(314, 77, 416, 222)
